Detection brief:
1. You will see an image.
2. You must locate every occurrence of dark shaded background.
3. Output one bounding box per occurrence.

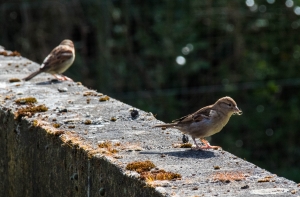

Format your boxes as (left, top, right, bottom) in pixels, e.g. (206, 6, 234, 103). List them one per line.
(1, 0, 300, 182)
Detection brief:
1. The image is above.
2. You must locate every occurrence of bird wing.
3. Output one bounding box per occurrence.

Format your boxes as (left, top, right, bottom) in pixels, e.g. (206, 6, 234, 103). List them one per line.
(40, 45, 73, 72)
(172, 105, 213, 124)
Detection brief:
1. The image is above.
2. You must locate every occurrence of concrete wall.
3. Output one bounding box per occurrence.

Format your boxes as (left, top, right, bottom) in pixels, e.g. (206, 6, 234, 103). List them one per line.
(0, 110, 159, 197)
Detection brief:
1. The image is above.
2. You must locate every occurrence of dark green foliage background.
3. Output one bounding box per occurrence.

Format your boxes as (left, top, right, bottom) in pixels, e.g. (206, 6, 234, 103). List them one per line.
(1, 0, 300, 182)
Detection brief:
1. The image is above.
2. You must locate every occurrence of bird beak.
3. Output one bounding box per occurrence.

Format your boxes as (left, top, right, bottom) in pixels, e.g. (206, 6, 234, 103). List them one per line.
(234, 106, 243, 115)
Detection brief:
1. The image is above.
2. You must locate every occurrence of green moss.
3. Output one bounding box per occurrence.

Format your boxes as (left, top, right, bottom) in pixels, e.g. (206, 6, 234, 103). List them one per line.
(110, 117, 117, 121)
(15, 105, 48, 120)
(126, 160, 181, 181)
(99, 95, 110, 102)
(15, 97, 37, 105)
(33, 119, 38, 127)
(98, 141, 119, 154)
(84, 119, 92, 125)
(98, 141, 112, 148)
(141, 170, 181, 181)
(83, 91, 98, 96)
(52, 123, 61, 128)
(9, 78, 21, 83)
(180, 143, 193, 148)
(126, 160, 156, 173)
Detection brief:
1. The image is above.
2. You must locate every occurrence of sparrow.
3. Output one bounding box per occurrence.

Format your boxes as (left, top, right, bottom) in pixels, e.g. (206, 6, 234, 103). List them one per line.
(154, 96, 242, 150)
(23, 39, 75, 81)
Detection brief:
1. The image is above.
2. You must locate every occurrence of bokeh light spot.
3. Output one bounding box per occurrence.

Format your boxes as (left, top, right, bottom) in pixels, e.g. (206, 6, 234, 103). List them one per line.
(235, 140, 243, 147)
(286, 0, 294, 8)
(272, 47, 279, 54)
(256, 105, 264, 113)
(294, 6, 300, 15)
(176, 56, 186, 66)
(259, 5, 267, 13)
(246, 0, 255, 7)
(182, 47, 190, 55)
(266, 129, 274, 136)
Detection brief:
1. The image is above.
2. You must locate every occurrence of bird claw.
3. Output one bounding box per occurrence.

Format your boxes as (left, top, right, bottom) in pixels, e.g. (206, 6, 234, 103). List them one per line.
(53, 74, 73, 81)
(191, 145, 221, 150)
(190, 138, 222, 150)
(62, 76, 73, 81)
(200, 145, 221, 150)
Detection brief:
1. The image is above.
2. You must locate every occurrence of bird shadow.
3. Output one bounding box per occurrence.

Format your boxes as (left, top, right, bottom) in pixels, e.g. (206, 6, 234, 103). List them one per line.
(35, 79, 63, 85)
(140, 149, 217, 159)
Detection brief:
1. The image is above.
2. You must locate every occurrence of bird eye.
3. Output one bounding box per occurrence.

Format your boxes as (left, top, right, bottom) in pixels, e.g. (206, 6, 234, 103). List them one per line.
(228, 103, 232, 107)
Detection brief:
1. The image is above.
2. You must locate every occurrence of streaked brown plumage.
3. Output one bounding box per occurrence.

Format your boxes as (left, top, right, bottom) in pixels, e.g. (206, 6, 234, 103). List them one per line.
(23, 39, 75, 81)
(154, 96, 242, 150)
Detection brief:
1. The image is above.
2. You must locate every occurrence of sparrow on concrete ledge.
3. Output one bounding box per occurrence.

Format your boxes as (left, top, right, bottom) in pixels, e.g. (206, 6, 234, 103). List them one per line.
(23, 39, 75, 81)
(154, 96, 242, 150)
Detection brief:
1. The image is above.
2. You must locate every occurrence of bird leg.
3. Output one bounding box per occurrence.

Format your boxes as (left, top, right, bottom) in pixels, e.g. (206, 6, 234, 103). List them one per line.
(199, 138, 221, 150)
(192, 137, 201, 150)
(52, 74, 64, 81)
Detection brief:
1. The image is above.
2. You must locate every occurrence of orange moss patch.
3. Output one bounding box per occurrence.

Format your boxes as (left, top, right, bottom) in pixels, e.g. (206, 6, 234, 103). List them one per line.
(211, 171, 246, 183)
(126, 160, 156, 173)
(98, 141, 119, 154)
(32, 119, 39, 127)
(0, 51, 8, 56)
(98, 141, 112, 148)
(99, 95, 110, 102)
(84, 119, 92, 125)
(10, 51, 21, 56)
(9, 78, 21, 83)
(86, 98, 91, 104)
(4, 95, 12, 100)
(119, 142, 143, 151)
(126, 160, 181, 182)
(57, 133, 121, 159)
(214, 166, 221, 170)
(61, 132, 84, 147)
(0, 50, 21, 57)
(257, 175, 275, 182)
(14, 105, 48, 120)
(141, 169, 181, 181)
(180, 143, 192, 148)
(172, 143, 193, 148)
(15, 97, 37, 105)
(83, 91, 98, 96)
(109, 149, 119, 154)
(31, 120, 64, 136)
(110, 117, 117, 121)
(52, 123, 61, 128)
(47, 129, 64, 136)
(257, 178, 270, 182)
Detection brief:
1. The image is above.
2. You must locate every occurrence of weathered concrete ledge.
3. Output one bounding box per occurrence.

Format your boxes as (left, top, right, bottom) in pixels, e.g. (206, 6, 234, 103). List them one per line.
(0, 46, 299, 197)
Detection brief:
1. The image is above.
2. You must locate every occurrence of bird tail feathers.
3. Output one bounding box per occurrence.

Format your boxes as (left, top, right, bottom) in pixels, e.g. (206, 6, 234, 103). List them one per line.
(23, 70, 42, 81)
(153, 123, 176, 128)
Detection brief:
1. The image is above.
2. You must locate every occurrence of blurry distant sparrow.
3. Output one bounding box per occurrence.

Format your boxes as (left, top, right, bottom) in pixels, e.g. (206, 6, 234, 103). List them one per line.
(23, 39, 75, 81)
(154, 96, 242, 150)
